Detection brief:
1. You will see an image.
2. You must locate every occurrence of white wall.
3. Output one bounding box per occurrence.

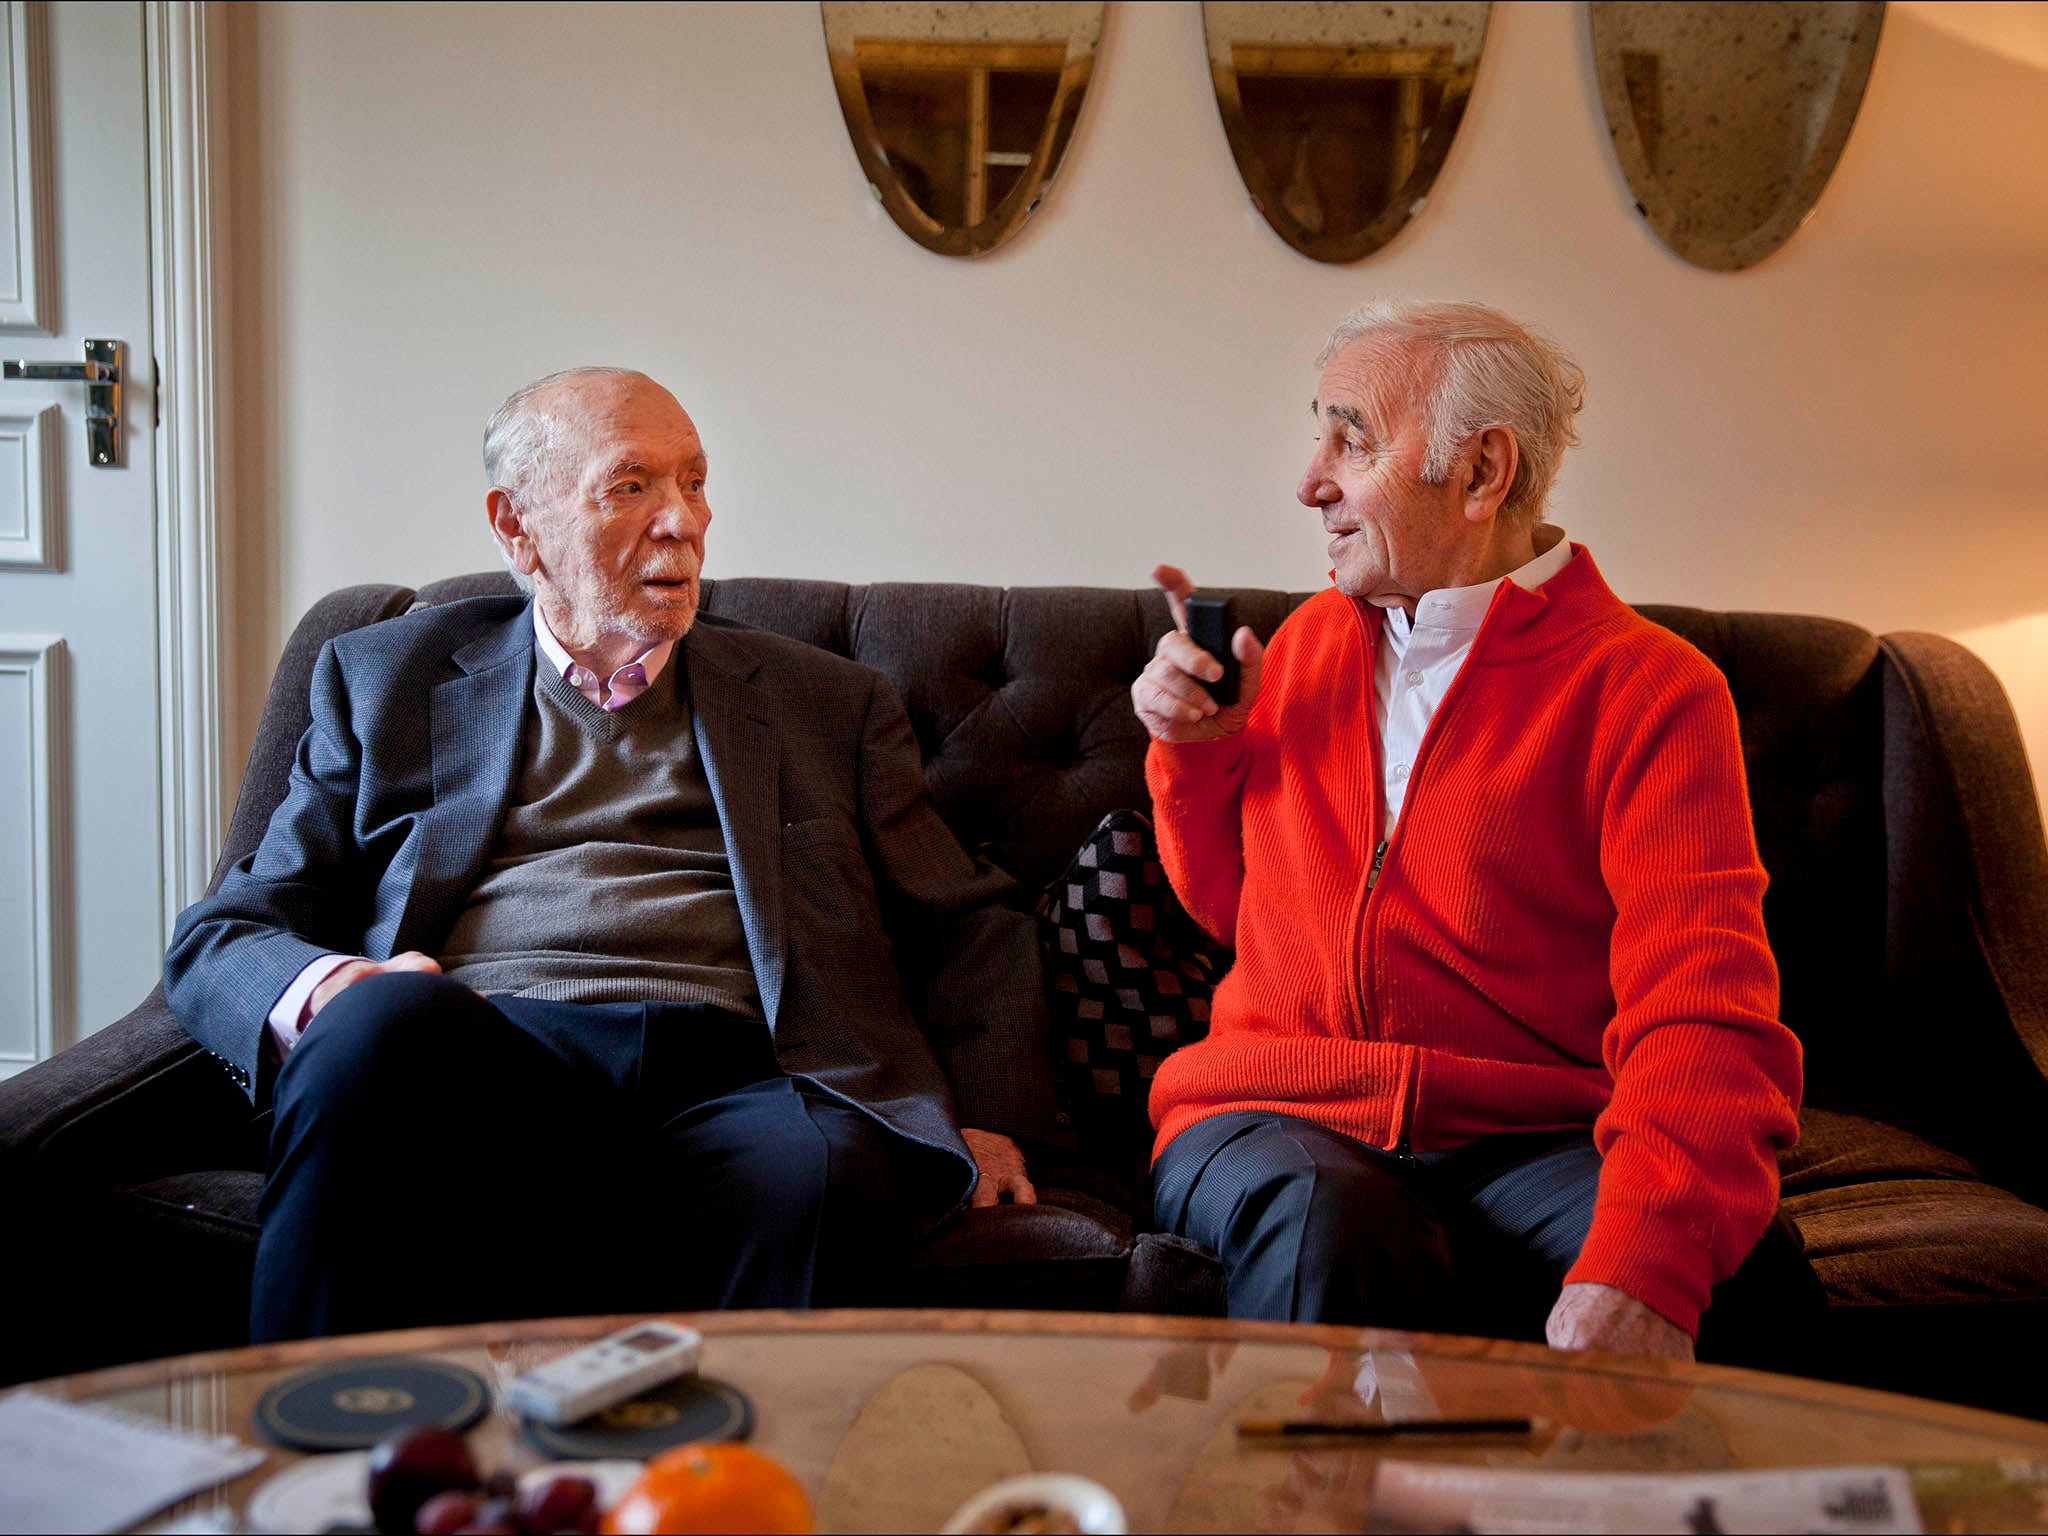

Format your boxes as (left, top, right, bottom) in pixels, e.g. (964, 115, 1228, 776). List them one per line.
(226, 0, 2048, 809)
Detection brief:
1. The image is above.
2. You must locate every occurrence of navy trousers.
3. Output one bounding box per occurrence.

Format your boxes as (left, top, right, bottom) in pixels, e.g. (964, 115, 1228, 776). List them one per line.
(252, 972, 959, 1342)
(1152, 1111, 1822, 1364)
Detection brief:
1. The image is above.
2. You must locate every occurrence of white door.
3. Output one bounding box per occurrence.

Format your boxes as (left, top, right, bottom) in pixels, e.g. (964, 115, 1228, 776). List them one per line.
(0, 0, 159, 1074)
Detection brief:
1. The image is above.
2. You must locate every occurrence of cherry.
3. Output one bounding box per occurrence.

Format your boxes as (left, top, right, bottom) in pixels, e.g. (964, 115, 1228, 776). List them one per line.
(518, 1475, 597, 1532)
(366, 1427, 479, 1534)
(413, 1491, 481, 1536)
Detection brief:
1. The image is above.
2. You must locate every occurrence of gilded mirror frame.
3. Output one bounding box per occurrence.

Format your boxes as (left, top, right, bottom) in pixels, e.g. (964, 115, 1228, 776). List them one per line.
(1205, 2, 1492, 264)
(821, 3, 1104, 258)
(1589, 2, 1886, 271)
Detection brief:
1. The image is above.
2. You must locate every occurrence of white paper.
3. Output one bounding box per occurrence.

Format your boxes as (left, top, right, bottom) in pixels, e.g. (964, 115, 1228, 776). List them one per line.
(0, 1391, 266, 1535)
(142, 1513, 238, 1535)
(1367, 1460, 1923, 1535)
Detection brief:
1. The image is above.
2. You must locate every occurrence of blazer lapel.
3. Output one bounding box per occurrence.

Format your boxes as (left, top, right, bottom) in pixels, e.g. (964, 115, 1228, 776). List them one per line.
(684, 623, 788, 1033)
(393, 606, 535, 955)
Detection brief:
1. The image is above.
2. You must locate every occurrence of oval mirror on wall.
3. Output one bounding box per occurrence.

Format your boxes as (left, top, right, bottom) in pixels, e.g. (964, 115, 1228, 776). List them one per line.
(1590, 2, 1885, 271)
(1204, 2, 1492, 263)
(821, 1, 1104, 258)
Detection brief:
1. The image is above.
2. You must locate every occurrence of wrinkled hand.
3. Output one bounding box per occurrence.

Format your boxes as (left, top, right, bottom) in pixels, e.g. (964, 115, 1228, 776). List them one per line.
(1131, 564, 1266, 743)
(963, 1128, 1036, 1208)
(1545, 1282, 1694, 1361)
(308, 951, 444, 1019)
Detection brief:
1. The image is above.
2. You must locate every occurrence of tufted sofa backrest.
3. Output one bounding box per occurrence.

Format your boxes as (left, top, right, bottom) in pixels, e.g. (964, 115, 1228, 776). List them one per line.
(222, 571, 1992, 1101)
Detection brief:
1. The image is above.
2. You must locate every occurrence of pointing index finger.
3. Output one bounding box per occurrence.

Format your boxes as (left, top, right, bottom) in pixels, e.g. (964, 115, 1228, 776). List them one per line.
(1153, 563, 1195, 633)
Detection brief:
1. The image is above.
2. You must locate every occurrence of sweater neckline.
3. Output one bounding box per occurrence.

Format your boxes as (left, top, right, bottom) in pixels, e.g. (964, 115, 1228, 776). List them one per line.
(1348, 544, 1631, 667)
(535, 649, 691, 738)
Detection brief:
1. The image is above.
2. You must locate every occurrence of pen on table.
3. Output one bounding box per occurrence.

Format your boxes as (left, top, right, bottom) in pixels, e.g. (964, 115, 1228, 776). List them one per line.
(1236, 1416, 1535, 1439)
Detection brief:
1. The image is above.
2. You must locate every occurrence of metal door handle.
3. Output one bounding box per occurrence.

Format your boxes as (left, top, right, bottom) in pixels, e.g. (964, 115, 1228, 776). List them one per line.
(1, 339, 123, 467)
(4, 360, 118, 381)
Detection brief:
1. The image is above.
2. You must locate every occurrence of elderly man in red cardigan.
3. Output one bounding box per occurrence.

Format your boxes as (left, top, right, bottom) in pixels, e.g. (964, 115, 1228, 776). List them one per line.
(1131, 300, 1809, 1361)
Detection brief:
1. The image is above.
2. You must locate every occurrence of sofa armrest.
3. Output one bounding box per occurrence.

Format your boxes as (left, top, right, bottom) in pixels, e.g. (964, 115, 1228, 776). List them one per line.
(1880, 632, 2048, 1195)
(0, 985, 264, 1187)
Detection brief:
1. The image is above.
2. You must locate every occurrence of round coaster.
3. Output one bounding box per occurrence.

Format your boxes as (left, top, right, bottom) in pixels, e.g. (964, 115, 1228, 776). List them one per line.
(253, 1354, 491, 1451)
(520, 1375, 753, 1460)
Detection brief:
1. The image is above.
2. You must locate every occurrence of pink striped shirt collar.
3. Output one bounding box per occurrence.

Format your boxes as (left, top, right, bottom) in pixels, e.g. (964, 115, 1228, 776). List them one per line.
(531, 603, 675, 712)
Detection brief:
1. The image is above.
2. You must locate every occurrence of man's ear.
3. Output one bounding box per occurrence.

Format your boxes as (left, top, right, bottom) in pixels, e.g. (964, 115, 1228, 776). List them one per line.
(486, 487, 541, 578)
(1461, 426, 1519, 524)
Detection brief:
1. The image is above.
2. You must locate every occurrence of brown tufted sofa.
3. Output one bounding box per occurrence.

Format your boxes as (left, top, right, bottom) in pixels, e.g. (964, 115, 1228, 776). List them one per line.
(5, 573, 2047, 1419)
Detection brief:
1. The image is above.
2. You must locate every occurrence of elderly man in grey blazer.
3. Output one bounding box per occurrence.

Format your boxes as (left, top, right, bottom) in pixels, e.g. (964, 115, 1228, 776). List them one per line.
(165, 367, 1052, 1341)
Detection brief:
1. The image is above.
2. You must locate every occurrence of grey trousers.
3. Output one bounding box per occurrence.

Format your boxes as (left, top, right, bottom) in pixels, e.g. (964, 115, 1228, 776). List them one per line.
(1151, 1110, 1820, 1363)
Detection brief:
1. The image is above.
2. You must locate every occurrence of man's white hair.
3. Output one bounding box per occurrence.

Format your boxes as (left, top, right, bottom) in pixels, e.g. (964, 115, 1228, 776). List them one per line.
(482, 365, 648, 592)
(1317, 300, 1586, 523)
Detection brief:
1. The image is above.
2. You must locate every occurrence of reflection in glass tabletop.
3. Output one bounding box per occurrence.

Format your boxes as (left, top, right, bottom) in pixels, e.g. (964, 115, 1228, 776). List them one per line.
(37, 1311, 2048, 1533)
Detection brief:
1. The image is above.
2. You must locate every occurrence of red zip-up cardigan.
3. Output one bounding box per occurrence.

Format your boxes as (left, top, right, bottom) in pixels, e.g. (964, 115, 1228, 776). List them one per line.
(1144, 548, 1800, 1334)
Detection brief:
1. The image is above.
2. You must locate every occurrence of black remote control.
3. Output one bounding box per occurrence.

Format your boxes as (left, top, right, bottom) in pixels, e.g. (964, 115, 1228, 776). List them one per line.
(1185, 594, 1240, 708)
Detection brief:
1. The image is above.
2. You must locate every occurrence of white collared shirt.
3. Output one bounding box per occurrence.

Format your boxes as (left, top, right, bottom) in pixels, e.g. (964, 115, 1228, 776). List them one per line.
(1374, 526, 1575, 830)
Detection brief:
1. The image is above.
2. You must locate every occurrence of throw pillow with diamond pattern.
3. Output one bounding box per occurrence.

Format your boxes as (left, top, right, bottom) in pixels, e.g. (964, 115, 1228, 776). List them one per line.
(1036, 808, 1228, 1186)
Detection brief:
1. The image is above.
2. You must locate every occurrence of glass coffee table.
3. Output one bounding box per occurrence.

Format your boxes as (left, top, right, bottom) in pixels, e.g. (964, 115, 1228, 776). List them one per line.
(26, 1309, 2048, 1532)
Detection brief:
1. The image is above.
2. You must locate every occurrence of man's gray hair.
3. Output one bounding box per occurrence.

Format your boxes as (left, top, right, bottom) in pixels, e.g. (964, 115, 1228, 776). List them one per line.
(482, 365, 647, 592)
(1318, 300, 1586, 523)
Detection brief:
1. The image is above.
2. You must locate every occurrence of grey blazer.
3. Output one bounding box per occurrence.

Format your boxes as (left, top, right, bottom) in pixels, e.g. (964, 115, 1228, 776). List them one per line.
(164, 596, 1055, 1175)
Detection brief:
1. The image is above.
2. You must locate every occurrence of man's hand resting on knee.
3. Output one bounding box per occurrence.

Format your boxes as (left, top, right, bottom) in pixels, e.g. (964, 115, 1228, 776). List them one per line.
(308, 952, 445, 1019)
(1545, 1282, 1694, 1360)
(963, 1128, 1036, 1207)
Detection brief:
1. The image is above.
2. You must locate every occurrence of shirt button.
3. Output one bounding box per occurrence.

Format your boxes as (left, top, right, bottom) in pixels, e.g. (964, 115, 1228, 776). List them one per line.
(1405, 669, 1424, 687)
(1393, 763, 1410, 780)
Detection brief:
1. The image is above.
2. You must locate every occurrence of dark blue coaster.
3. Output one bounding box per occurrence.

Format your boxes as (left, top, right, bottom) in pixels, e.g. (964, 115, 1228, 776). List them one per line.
(253, 1355, 491, 1451)
(520, 1375, 753, 1460)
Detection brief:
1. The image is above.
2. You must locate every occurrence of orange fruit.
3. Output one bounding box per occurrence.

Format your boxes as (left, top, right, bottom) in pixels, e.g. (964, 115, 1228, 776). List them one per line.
(600, 1443, 813, 1535)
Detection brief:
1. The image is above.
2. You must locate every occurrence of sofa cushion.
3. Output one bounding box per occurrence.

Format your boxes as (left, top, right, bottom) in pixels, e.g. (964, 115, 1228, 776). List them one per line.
(1118, 1233, 1228, 1316)
(80, 1174, 261, 1373)
(114, 1167, 1160, 1316)
(123, 1169, 262, 1231)
(903, 1200, 1133, 1311)
(1779, 1107, 1985, 1194)
(1785, 1179, 2048, 1306)
(1778, 1110, 2048, 1306)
